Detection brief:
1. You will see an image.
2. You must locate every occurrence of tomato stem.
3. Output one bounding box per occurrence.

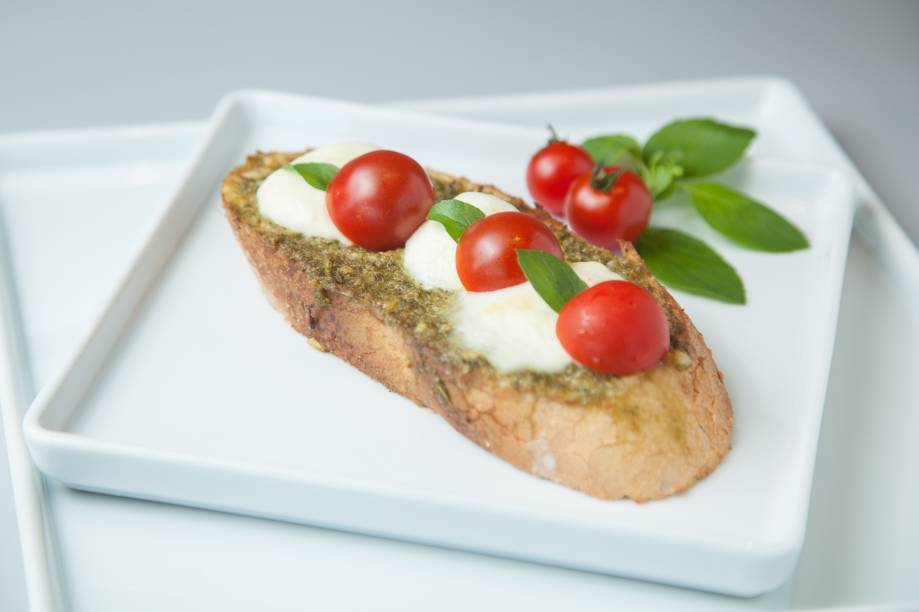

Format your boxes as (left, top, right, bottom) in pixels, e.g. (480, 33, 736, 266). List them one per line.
(546, 123, 561, 144)
(589, 161, 622, 193)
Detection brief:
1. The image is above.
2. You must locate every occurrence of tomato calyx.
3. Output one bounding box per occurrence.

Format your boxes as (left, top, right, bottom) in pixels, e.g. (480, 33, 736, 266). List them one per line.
(589, 162, 623, 193)
(565, 166, 653, 246)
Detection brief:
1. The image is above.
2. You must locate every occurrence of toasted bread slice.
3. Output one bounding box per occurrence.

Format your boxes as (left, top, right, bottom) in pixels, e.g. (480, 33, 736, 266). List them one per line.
(222, 150, 732, 502)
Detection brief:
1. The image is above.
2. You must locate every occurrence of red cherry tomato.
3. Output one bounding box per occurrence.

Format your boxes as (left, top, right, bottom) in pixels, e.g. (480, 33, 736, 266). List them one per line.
(556, 280, 669, 376)
(526, 134, 594, 217)
(565, 166, 652, 247)
(456, 212, 563, 292)
(326, 150, 434, 251)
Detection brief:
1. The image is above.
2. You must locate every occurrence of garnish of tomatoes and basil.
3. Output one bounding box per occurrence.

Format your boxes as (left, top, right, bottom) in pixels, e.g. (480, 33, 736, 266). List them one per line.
(283, 148, 669, 376)
(526, 119, 809, 305)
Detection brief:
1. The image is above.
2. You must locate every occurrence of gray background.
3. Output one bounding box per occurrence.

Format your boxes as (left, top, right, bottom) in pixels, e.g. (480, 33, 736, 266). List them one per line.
(1, 1, 917, 609)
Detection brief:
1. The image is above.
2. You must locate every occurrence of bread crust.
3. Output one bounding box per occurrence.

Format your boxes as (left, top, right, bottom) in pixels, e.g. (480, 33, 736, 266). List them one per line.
(222, 152, 732, 502)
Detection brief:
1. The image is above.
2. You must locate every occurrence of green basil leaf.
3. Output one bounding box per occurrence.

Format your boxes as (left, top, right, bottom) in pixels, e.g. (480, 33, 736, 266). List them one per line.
(643, 118, 755, 178)
(639, 151, 684, 200)
(286, 162, 339, 191)
(635, 228, 745, 304)
(689, 182, 809, 252)
(426, 199, 485, 242)
(582, 134, 642, 166)
(516, 249, 588, 313)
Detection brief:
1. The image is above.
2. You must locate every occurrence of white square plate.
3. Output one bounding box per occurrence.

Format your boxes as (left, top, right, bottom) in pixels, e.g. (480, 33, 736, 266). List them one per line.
(21, 89, 854, 596)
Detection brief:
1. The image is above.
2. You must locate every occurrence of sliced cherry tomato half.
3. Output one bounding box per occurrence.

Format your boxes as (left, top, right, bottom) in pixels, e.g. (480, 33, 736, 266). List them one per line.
(565, 166, 652, 247)
(526, 130, 594, 217)
(556, 280, 669, 376)
(456, 211, 563, 292)
(326, 150, 434, 251)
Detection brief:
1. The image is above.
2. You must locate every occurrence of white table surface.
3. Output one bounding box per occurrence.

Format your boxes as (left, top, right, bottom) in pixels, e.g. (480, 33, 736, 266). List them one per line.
(1, 1, 918, 609)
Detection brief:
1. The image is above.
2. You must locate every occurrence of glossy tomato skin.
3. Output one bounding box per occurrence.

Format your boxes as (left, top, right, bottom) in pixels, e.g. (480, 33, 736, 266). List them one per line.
(565, 168, 652, 247)
(526, 142, 594, 216)
(557, 280, 669, 376)
(326, 150, 434, 251)
(456, 212, 563, 292)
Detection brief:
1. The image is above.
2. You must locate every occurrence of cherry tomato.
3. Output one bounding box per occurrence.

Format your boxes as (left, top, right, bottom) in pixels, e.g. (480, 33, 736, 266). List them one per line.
(565, 166, 652, 247)
(456, 212, 563, 292)
(556, 280, 669, 376)
(526, 131, 594, 216)
(326, 150, 434, 251)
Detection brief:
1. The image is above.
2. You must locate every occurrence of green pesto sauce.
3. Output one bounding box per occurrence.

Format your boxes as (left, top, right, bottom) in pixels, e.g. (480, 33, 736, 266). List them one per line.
(227, 151, 680, 404)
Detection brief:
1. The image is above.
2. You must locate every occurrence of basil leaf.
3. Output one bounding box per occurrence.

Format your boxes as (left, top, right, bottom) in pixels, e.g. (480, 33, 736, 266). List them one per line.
(639, 151, 684, 200)
(689, 182, 809, 252)
(635, 228, 745, 304)
(426, 199, 485, 242)
(643, 119, 755, 178)
(287, 162, 339, 191)
(582, 134, 642, 166)
(516, 249, 587, 313)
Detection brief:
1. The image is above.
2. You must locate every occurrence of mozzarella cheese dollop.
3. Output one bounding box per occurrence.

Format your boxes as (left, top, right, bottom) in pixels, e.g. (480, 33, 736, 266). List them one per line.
(256, 142, 380, 243)
(452, 261, 622, 372)
(401, 191, 622, 373)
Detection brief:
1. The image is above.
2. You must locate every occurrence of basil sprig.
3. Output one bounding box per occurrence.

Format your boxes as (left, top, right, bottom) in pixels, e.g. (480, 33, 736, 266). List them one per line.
(426, 199, 485, 242)
(578, 116, 809, 304)
(643, 118, 755, 178)
(515, 249, 587, 313)
(582, 134, 641, 167)
(688, 183, 808, 252)
(639, 151, 684, 200)
(286, 162, 339, 191)
(636, 228, 745, 304)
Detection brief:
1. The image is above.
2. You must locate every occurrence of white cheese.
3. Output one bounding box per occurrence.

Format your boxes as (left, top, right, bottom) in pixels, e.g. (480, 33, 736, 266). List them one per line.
(453, 279, 572, 372)
(570, 260, 622, 287)
(403, 192, 518, 291)
(447, 191, 521, 216)
(256, 142, 379, 243)
(452, 261, 622, 373)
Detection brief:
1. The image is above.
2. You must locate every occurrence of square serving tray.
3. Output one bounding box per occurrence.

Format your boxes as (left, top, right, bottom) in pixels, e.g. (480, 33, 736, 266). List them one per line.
(3, 78, 919, 611)
(19, 88, 855, 596)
